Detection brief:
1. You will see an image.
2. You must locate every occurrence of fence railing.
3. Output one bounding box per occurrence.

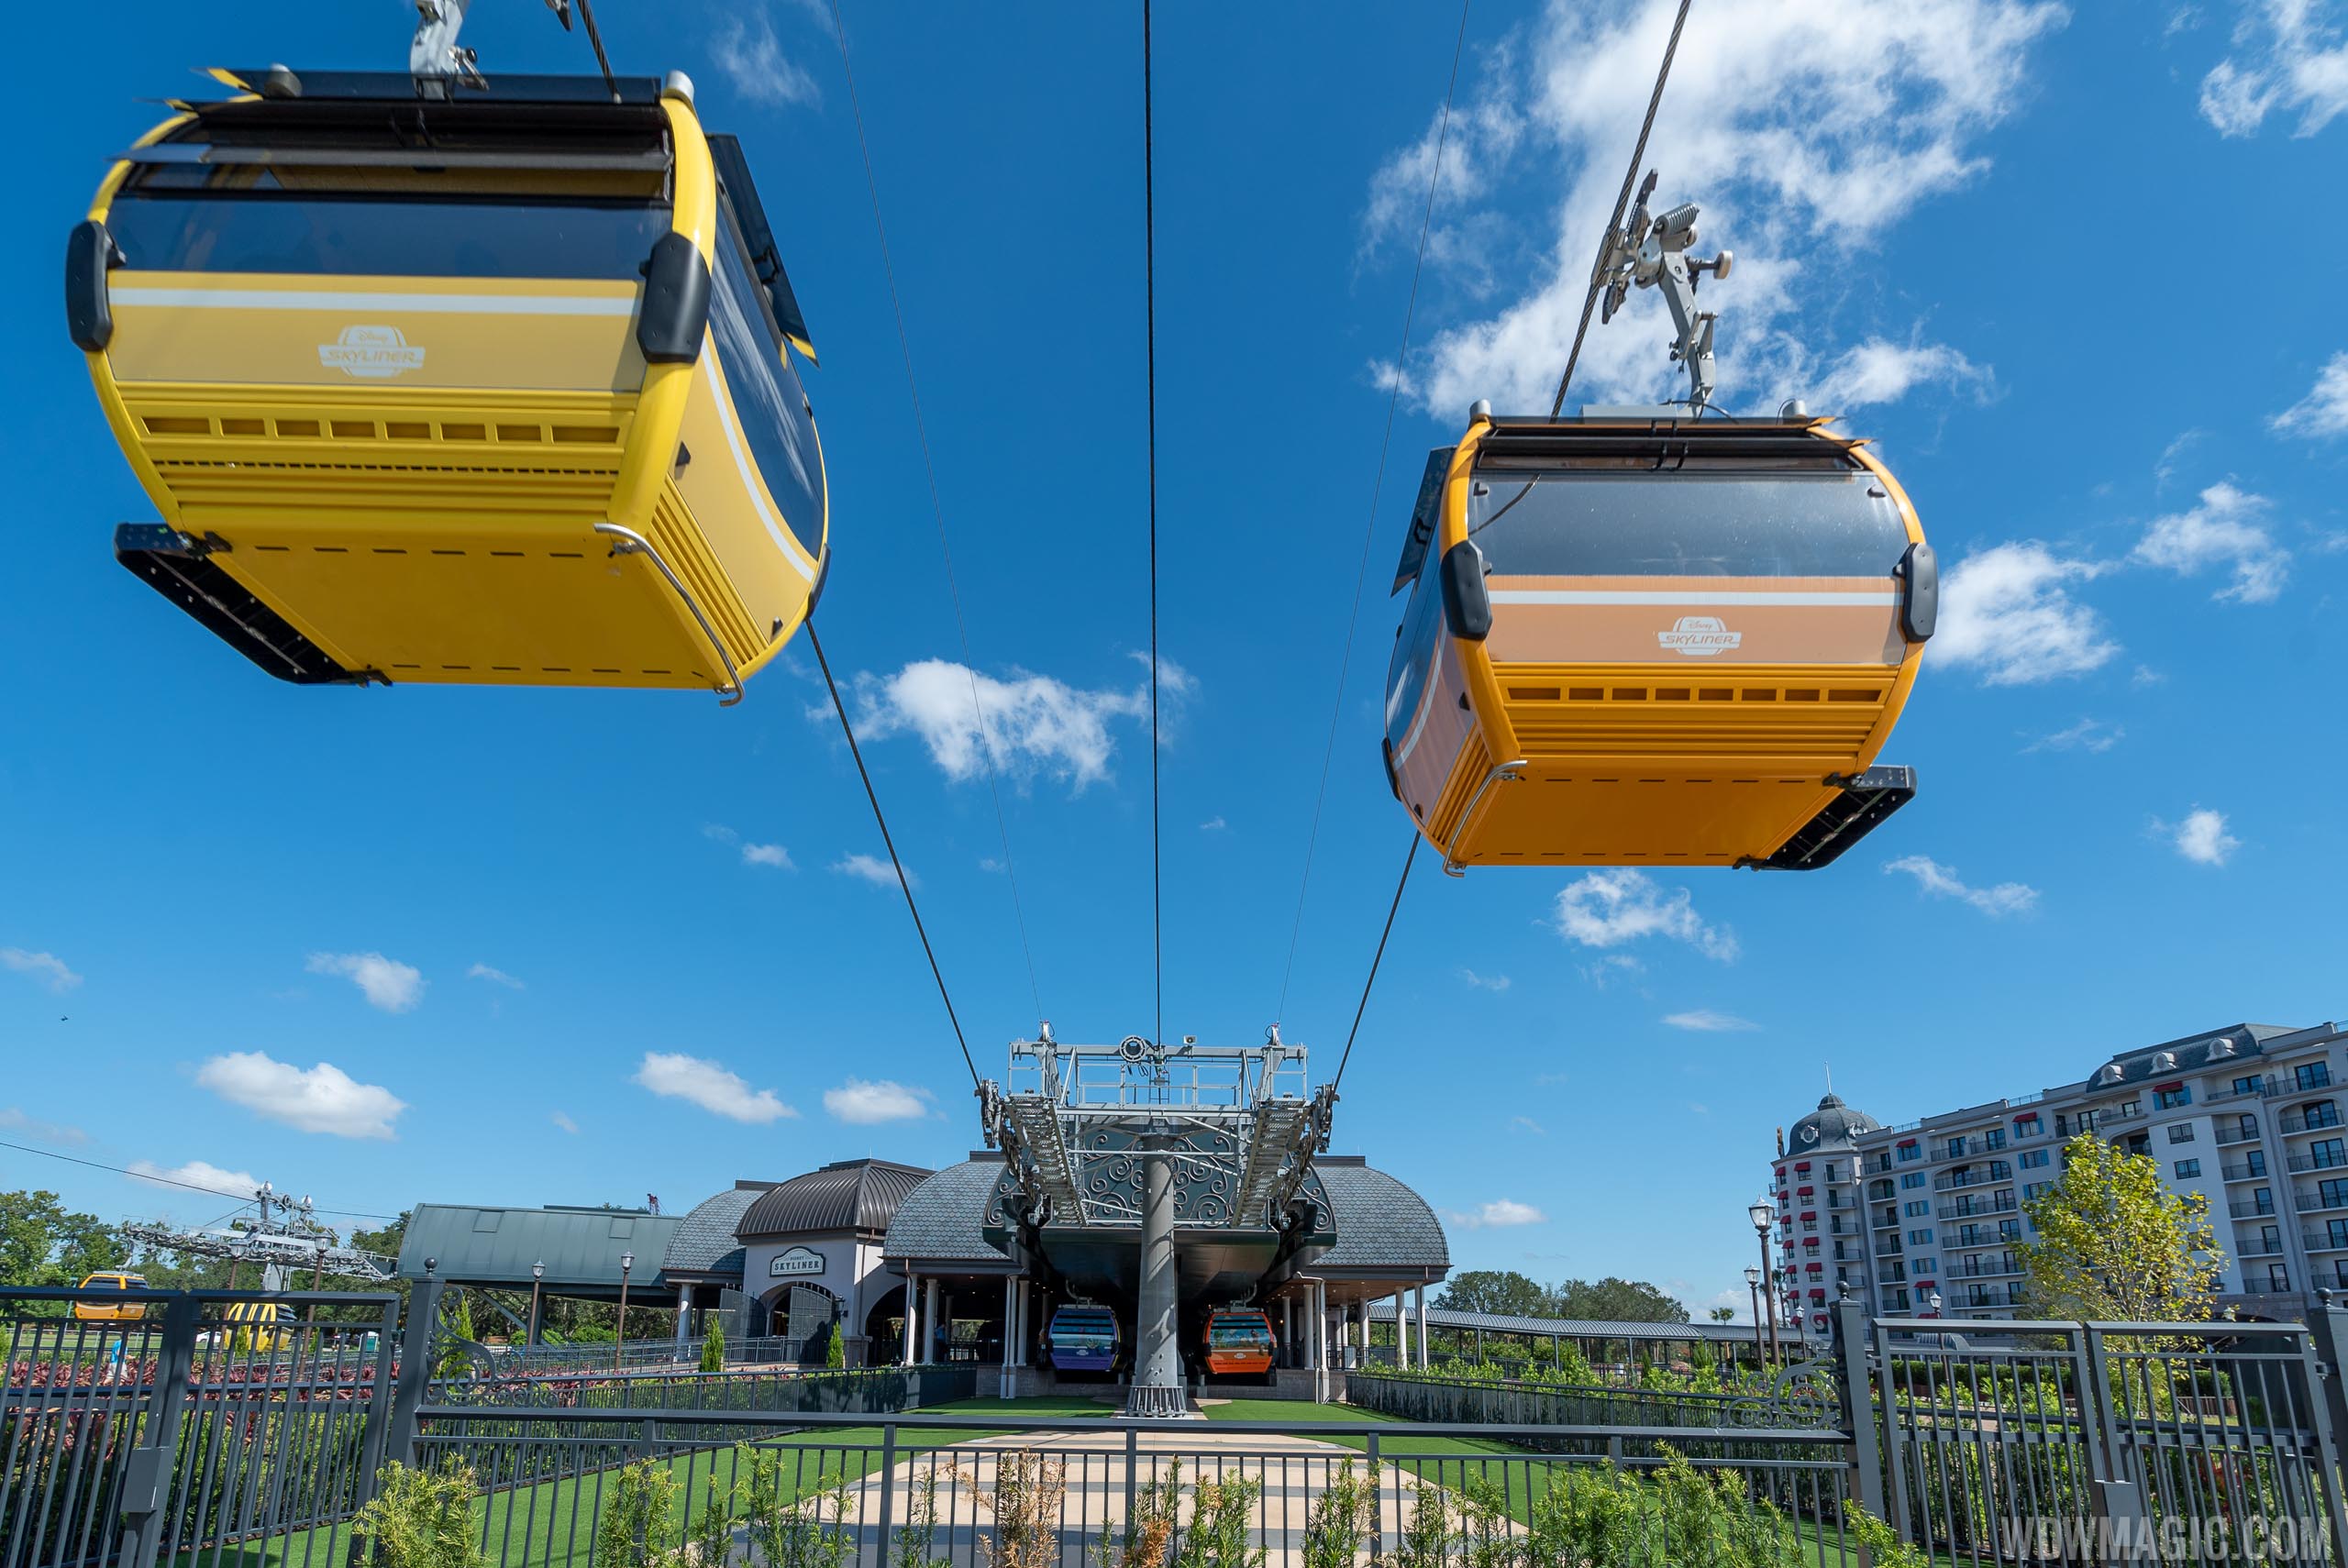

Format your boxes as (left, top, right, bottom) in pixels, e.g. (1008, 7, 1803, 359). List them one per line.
(479, 1333, 809, 1375)
(407, 1406, 1864, 1567)
(15, 1282, 2348, 1567)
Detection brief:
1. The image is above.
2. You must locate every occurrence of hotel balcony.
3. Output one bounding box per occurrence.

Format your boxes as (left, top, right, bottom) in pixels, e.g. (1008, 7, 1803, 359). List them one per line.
(2239, 1235, 2287, 1257)
(2214, 1121, 2264, 1146)
(2295, 1189, 2348, 1215)
(2303, 1231, 2348, 1253)
(2222, 1161, 2271, 1182)
(2279, 1107, 2344, 1135)
(2289, 1152, 2348, 1174)
(1944, 1255, 2023, 1280)
(2231, 1198, 2279, 1219)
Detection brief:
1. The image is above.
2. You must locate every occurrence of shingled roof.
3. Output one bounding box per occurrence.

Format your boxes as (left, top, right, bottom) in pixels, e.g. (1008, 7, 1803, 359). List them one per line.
(660, 1181, 779, 1279)
(1312, 1158, 1449, 1272)
(882, 1156, 1013, 1266)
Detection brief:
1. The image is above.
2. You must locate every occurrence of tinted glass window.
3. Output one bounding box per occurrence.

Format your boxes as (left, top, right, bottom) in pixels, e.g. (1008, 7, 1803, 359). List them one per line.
(108, 193, 668, 280)
(1209, 1319, 1273, 1348)
(1466, 471, 1908, 577)
(1383, 557, 1445, 754)
(710, 208, 823, 556)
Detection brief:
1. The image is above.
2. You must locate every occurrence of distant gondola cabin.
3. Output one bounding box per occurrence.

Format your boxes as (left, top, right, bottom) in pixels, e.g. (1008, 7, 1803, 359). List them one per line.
(1383, 410, 1932, 871)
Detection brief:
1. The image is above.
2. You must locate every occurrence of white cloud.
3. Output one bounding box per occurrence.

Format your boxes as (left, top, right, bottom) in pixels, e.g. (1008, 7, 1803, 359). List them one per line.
(1579, 953, 1646, 988)
(1445, 1198, 1548, 1230)
(127, 1159, 264, 1198)
(549, 1110, 580, 1135)
(711, 7, 822, 110)
(467, 963, 525, 990)
(2024, 717, 2123, 754)
(2155, 428, 2205, 490)
(703, 823, 740, 845)
(1554, 869, 1738, 960)
(1367, 0, 2066, 417)
(823, 1078, 936, 1124)
(1935, 542, 2120, 685)
(1511, 1114, 1548, 1135)
(1457, 967, 1513, 992)
(832, 853, 912, 889)
(0, 1108, 90, 1146)
(2165, 807, 2241, 867)
(195, 1052, 408, 1140)
(634, 1052, 797, 1123)
(847, 657, 1187, 791)
(2132, 482, 2290, 603)
(1810, 337, 1993, 409)
(305, 951, 425, 1013)
(2198, 3, 2348, 138)
(1199, 816, 1228, 832)
(1663, 1009, 1759, 1032)
(1, 948, 82, 992)
(2273, 352, 2348, 437)
(741, 843, 796, 870)
(1884, 855, 2040, 916)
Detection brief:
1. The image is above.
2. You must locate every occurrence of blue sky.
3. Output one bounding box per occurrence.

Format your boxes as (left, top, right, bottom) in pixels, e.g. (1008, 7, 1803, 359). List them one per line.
(4, 0, 2344, 1320)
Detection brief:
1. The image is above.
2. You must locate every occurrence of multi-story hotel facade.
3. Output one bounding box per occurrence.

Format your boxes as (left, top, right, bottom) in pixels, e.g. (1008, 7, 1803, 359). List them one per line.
(1768, 1019, 2346, 1332)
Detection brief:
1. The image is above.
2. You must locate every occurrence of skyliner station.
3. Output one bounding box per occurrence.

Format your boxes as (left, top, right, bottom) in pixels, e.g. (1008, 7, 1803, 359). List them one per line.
(400, 1026, 1458, 1410)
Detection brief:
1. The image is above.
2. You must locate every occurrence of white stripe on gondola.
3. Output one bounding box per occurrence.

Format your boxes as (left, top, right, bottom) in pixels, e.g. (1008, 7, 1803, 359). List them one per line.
(110, 287, 637, 316)
(1488, 589, 1899, 606)
(700, 354, 815, 582)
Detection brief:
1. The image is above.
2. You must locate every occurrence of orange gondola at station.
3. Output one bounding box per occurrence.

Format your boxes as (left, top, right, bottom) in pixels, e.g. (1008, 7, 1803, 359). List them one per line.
(1383, 407, 1933, 873)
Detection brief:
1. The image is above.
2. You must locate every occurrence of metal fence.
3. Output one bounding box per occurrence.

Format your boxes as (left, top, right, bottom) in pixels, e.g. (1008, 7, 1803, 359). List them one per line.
(402, 1406, 1861, 1567)
(479, 1335, 810, 1377)
(2, 1286, 398, 1568)
(14, 1280, 2348, 1567)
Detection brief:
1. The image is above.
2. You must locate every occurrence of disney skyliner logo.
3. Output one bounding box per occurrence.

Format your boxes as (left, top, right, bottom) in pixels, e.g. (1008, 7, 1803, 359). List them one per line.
(318, 325, 426, 379)
(1997, 1511, 2333, 1562)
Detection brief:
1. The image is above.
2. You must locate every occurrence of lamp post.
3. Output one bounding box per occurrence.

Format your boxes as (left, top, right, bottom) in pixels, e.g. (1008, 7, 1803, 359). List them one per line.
(615, 1252, 635, 1370)
(1744, 1265, 1766, 1373)
(528, 1261, 546, 1351)
(1928, 1290, 1945, 1352)
(1748, 1197, 1780, 1365)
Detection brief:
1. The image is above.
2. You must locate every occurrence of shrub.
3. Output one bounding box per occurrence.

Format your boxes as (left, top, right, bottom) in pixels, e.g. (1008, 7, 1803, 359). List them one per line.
(1298, 1459, 1373, 1568)
(351, 1461, 486, 1568)
(825, 1319, 847, 1370)
(593, 1459, 678, 1568)
(1173, 1474, 1262, 1568)
(700, 1316, 726, 1375)
(1094, 1457, 1180, 1568)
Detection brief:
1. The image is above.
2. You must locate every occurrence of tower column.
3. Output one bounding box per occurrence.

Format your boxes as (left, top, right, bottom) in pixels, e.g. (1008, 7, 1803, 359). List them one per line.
(1124, 1133, 1189, 1416)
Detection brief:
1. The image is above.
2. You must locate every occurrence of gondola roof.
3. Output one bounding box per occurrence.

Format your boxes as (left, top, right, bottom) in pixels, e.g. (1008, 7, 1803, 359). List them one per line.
(201, 69, 666, 105)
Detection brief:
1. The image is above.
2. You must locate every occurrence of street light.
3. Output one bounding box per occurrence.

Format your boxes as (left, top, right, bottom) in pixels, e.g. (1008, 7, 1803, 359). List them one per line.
(615, 1252, 635, 1370)
(1748, 1197, 1779, 1365)
(1928, 1289, 1946, 1352)
(528, 1261, 546, 1351)
(1744, 1265, 1765, 1373)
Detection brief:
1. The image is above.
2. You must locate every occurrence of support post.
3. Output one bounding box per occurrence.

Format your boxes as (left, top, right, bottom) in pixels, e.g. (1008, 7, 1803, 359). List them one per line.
(675, 1283, 691, 1347)
(1001, 1275, 1016, 1399)
(1393, 1288, 1409, 1368)
(385, 1276, 446, 1471)
(902, 1273, 918, 1368)
(1830, 1286, 1885, 1550)
(2297, 1296, 2348, 1561)
(1124, 1133, 1188, 1417)
(1414, 1284, 1427, 1369)
(116, 1294, 199, 1568)
(923, 1277, 940, 1365)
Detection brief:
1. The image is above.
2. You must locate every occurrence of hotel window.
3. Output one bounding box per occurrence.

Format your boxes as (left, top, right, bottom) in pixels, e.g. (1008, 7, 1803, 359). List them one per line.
(2174, 1159, 2201, 1179)
(2234, 1076, 2262, 1097)
(1898, 1144, 1921, 1162)
(2001, 1219, 2023, 1241)
(1908, 1228, 1933, 1245)
(1913, 1256, 1935, 1275)
(2244, 1152, 2269, 1177)
(1905, 1200, 1931, 1218)
(2154, 1086, 2192, 1110)
(2270, 1264, 2292, 1291)
(2316, 1139, 2348, 1169)
(2020, 1148, 2049, 1169)
(2299, 1063, 2333, 1091)
(1900, 1172, 1926, 1189)
(2168, 1123, 2197, 1144)
(2022, 1181, 2052, 1200)
(1984, 1128, 2006, 1151)
(2328, 1219, 2348, 1249)
(2321, 1178, 2348, 1208)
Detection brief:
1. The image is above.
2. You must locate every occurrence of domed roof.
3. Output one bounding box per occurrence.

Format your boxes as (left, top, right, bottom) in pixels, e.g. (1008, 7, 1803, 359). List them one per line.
(1786, 1092, 1880, 1154)
(737, 1159, 932, 1240)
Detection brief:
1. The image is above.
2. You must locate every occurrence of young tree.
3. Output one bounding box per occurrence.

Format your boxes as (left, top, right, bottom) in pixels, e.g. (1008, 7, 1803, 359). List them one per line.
(700, 1311, 727, 1374)
(1708, 1305, 1738, 1323)
(2020, 1133, 2226, 1321)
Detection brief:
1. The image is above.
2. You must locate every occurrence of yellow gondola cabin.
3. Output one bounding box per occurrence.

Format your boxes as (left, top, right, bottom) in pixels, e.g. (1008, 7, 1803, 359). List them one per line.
(68, 67, 826, 700)
(1383, 407, 1933, 872)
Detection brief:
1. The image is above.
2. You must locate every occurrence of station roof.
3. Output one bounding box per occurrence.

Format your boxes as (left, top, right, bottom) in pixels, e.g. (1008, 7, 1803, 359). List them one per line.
(397, 1203, 682, 1295)
(738, 1159, 932, 1241)
(660, 1181, 780, 1278)
(1312, 1159, 1449, 1274)
(882, 1155, 1012, 1267)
